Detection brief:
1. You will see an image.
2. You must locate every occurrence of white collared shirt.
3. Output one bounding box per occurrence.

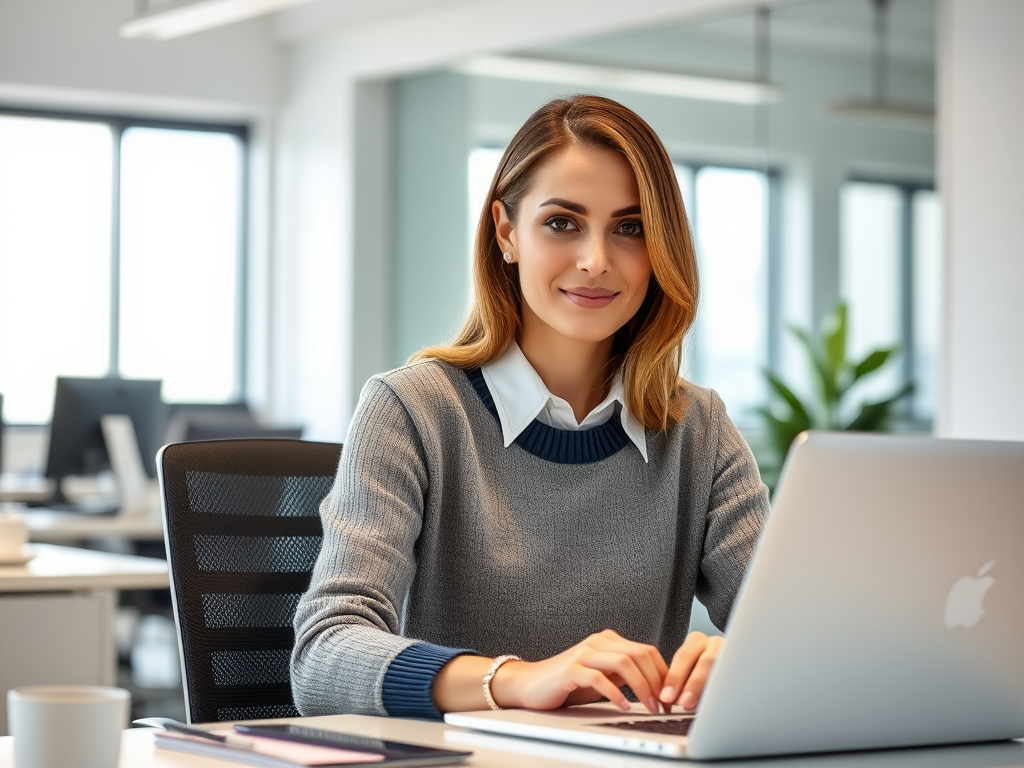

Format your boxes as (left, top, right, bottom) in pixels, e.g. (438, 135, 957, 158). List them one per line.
(480, 342, 648, 462)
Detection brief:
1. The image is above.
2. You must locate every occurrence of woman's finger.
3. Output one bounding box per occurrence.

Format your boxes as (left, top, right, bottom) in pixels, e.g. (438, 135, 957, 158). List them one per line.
(571, 665, 631, 711)
(676, 636, 722, 709)
(586, 631, 669, 710)
(659, 632, 707, 706)
(578, 651, 659, 713)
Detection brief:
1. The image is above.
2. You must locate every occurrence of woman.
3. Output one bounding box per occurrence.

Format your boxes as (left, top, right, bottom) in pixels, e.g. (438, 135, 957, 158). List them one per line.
(291, 95, 768, 719)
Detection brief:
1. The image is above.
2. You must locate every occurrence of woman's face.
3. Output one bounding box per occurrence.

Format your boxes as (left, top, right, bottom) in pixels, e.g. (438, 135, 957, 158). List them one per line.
(494, 143, 653, 349)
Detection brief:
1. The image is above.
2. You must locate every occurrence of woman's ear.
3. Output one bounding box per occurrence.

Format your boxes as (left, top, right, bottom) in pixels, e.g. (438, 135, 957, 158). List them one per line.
(492, 199, 516, 254)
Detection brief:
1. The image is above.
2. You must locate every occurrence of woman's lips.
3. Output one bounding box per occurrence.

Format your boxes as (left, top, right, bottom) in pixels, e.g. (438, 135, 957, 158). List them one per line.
(562, 287, 618, 308)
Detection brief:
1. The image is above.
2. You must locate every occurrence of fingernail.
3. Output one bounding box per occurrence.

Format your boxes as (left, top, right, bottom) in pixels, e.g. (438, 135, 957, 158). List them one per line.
(647, 696, 658, 714)
(660, 685, 675, 703)
(680, 691, 696, 711)
(619, 699, 632, 712)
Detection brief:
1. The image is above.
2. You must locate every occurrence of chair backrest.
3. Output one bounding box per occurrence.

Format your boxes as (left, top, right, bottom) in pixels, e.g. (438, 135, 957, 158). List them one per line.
(158, 438, 341, 724)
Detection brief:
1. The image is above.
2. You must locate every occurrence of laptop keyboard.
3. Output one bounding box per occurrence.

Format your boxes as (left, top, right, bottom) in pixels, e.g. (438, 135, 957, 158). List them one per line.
(596, 718, 695, 735)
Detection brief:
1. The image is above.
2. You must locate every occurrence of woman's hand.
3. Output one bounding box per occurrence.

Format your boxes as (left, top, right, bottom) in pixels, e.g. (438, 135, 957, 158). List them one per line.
(491, 629, 669, 713)
(658, 631, 723, 711)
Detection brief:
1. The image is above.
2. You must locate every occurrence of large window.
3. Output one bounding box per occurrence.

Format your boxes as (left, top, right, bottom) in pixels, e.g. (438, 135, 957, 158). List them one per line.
(840, 179, 940, 424)
(676, 163, 773, 427)
(0, 110, 246, 424)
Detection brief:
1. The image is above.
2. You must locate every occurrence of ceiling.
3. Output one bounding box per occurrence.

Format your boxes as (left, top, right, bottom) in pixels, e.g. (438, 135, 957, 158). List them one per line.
(127, 0, 936, 66)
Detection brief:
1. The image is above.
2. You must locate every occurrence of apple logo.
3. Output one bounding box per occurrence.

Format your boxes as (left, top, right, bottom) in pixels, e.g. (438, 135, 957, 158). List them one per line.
(944, 561, 995, 629)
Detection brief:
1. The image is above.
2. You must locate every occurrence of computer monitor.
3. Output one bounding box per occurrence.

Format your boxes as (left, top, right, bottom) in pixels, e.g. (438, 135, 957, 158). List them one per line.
(44, 377, 164, 507)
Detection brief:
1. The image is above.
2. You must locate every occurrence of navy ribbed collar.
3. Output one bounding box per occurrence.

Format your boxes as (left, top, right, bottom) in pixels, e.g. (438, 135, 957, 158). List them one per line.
(466, 368, 629, 464)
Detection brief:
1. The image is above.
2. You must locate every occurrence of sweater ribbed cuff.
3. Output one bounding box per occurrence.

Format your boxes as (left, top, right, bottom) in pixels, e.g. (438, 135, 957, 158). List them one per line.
(381, 642, 476, 719)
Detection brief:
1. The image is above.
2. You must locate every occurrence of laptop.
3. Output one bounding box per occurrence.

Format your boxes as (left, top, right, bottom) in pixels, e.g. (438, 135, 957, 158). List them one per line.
(444, 432, 1024, 760)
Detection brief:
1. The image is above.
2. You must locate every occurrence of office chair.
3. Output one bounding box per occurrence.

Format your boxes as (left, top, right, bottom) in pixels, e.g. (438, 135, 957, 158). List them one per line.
(158, 438, 342, 723)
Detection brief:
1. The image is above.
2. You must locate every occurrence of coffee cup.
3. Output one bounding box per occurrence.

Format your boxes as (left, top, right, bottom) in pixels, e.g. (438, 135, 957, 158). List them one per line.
(7, 685, 130, 768)
(0, 508, 28, 562)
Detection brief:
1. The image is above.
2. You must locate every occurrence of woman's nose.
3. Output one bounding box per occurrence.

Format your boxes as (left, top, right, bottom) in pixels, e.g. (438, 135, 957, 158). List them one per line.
(578, 234, 611, 274)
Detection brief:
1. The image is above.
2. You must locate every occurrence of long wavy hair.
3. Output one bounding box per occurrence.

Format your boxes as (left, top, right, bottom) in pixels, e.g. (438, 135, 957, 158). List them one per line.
(413, 95, 699, 430)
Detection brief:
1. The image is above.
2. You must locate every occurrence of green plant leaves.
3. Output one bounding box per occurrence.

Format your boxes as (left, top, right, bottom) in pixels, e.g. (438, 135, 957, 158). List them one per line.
(756, 301, 915, 495)
(852, 346, 899, 382)
(756, 406, 808, 465)
(790, 324, 838, 409)
(823, 302, 848, 376)
(845, 382, 915, 431)
(765, 372, 812, 430)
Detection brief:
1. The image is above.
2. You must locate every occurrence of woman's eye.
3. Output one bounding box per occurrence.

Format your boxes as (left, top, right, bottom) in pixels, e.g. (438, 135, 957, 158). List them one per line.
(544, 216, 578, 233)
(616, 220, 644, 238)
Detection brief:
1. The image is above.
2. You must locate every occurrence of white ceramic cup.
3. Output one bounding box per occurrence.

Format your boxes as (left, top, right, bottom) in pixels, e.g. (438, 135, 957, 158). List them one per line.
(0, 509, 29, 562)
(7, 686, 130, 768)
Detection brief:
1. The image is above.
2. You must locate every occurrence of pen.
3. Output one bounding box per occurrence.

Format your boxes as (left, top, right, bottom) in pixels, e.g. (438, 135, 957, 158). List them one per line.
(133, 717, 256, 749)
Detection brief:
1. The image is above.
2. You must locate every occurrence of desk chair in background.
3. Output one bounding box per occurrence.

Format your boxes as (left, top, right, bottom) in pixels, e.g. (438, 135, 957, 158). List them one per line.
(158, 438, 341, 724)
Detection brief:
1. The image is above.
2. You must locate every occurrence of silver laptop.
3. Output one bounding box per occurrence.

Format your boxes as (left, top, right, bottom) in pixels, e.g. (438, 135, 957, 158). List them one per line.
(444, 432, 1024, 760)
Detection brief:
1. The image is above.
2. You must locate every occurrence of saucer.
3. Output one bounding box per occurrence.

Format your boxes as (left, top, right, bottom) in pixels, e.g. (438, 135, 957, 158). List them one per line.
(0, 548, 36, 566)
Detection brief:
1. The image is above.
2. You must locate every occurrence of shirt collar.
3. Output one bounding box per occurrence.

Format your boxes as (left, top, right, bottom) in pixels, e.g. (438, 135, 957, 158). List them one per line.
(480, 342, 648, 462)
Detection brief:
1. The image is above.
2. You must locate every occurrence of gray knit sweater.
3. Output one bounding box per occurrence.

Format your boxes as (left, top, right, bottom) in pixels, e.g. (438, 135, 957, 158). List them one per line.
(291, 359, 768, 717)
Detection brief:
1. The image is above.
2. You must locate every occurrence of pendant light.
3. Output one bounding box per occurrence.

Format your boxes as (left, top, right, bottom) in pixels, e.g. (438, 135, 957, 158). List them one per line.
(827, 0, 934, 128)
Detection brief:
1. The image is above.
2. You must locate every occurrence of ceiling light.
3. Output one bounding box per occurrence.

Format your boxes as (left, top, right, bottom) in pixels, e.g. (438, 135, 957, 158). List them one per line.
(828, 100, 934, 127)
(825, 0, 935, 128)
(120, 0, 317, 40)
(450, 56, 782, 106)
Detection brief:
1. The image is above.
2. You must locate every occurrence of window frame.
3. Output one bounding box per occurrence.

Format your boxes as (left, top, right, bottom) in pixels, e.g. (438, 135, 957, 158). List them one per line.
(845, 174, 937, 428)
(0, 105, 250, 423)
(673, 158, 783, 395)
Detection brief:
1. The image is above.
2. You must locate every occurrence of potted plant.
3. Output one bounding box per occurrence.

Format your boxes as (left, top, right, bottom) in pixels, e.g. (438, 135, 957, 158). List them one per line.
(756, 301, 914, 493)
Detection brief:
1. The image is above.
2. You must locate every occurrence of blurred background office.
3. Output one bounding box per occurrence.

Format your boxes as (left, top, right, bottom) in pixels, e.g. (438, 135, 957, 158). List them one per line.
(0, 0, 1021, 723)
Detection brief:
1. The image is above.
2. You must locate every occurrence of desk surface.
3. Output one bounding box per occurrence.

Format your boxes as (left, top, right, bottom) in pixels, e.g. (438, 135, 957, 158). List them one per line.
(24, 508, 166, 542)
(1, 715, 1022, 768)
(0, 543, 168, 592)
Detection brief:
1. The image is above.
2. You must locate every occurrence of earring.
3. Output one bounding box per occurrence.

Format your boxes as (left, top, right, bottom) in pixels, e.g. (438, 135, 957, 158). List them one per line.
(503, 252, 513, 263)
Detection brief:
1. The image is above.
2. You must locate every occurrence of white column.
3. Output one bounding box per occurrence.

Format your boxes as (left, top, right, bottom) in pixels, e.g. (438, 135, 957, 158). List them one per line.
(937, 0, 1024, 439)
(272, 41, 356, 441)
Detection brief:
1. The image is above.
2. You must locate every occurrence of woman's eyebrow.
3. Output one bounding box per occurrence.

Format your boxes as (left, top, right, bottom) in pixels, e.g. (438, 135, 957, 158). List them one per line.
(539, 198, 642, 218)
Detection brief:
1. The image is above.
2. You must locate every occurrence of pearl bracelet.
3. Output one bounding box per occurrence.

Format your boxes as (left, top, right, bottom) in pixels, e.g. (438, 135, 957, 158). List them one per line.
(482, 654, 522, 710)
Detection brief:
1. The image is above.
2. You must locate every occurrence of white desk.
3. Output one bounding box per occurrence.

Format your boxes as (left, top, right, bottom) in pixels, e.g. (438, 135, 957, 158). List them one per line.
(24, 508, 166, 543)
(1, 714, 1023, 768)
(0, 475, 51, 504)
(0, 544, 169, 736)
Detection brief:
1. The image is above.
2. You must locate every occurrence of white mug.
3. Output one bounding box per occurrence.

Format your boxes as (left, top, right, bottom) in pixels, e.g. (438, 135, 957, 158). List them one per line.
(0, 509, 29, 562)
(7, 686, 130, 768)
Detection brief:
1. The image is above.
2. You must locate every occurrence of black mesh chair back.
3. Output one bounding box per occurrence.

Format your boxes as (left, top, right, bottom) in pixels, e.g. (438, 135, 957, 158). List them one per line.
(158, 438, 341, 724)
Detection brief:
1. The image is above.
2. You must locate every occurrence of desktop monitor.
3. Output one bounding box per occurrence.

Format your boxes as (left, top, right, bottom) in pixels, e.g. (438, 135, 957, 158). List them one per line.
(45, 377, 164, 506)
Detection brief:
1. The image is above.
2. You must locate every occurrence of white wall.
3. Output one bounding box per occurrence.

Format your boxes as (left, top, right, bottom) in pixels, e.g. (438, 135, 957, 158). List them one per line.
(271, 39, 355, 441)
(937, 0, 1024, 440)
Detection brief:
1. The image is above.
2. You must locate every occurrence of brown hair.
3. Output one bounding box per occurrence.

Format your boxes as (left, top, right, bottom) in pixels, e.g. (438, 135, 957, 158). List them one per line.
(412, 95, 699, 430)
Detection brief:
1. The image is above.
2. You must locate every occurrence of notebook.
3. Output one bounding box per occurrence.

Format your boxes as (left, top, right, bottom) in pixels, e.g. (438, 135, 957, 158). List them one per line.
(445, 432, 1024, 759)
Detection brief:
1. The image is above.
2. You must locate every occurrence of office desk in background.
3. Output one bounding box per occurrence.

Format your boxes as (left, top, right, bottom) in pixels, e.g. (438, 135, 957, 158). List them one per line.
(0, 475, 51, 504)
(1, 714, 1023, 768)
(0, 544, 169, 735)
(24, 508, 165, 543)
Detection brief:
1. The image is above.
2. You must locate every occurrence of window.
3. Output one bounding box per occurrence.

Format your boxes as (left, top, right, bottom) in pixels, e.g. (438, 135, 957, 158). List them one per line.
(840, 180, 940, 424)
(676, 163, 774, 428)
(467, 147, 505, 262)
(0, 110, 246, 423)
